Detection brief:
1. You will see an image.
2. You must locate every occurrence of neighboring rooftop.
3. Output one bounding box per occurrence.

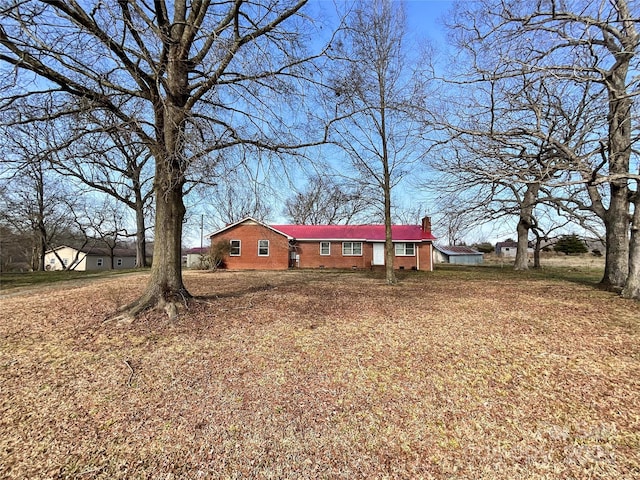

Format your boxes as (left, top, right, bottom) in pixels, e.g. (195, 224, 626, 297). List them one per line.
(435, 245, 483, 256)
(47, 244, 137, 257)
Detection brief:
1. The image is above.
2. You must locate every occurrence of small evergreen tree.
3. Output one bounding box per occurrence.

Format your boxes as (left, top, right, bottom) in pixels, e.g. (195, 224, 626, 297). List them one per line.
(554, 234, 588, 255)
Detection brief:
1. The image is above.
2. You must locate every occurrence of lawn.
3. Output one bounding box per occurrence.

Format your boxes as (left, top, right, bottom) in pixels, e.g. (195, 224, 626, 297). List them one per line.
(0, 269, 142, 291)
(1, 267, 638, 479)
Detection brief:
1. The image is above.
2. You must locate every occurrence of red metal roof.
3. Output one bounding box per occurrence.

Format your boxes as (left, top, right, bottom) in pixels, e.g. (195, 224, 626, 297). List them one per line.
(272, 224, 436, 241)
(208, 217, 437, 242)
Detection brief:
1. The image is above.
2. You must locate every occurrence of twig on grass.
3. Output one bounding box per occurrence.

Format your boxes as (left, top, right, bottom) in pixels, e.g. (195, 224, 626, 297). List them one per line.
(198, 295, 255, 312)
(78, 465, 105, 476)
(356, 356, 366, 376)
(219, 300, 254, 312)
(124, 359, 134, 387)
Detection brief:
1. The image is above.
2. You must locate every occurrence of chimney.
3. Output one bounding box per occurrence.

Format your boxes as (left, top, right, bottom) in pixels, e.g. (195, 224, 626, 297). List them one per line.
(421, 216, 432, 234)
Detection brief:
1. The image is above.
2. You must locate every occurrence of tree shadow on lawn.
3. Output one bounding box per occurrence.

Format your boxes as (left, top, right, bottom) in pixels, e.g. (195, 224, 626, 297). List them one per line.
(193, 282, 281, 301)
(188, 265, 610, 305)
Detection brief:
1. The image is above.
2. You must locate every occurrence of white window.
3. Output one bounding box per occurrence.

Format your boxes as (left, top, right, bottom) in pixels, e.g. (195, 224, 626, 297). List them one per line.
(117, 258, 123, 267)
(395, 243, 415, 256)
(49, 258, 55, 264)
(63, 258, 69, 266)
(258, 239, 269, 256)
(97, 258, 103, 267)
(342, 242, 362, 256)
(230, 240, 241, 256)
(320, 241, 331, 256)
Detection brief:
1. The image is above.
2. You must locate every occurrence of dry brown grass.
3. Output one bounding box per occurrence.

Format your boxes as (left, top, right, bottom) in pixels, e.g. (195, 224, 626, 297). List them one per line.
(1, 268, 639, 479)
(483, 252, 606, 269)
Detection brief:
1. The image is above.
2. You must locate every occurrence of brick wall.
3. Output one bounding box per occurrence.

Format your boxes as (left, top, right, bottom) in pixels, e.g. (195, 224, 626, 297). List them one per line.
(211, 220, 434, 271)
(294, 241, 373, 269)
(295, 240, 433, 271)
(418, 243, 433, 271)
(210, 222, 289, 270)
(394, 253, 418, 270)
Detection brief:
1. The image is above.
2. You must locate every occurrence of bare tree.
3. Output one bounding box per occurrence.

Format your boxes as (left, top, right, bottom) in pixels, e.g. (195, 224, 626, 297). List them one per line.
(50, 113, 154, 268)
(0, 124, 75, 270)
(434, 204, 477, 247)
(0, 222, 29, 272)
(329, 0, 429, 284)
(527, 206, 603, 269)
(432, 63, 602, 270)
(447, 0, 639, 291)
(284, 175, 370, 225)
(431, 138, 554, 271)
(189, 167, 274, 233)
(0, 0, 327, 318)
(82, 198, 131, 269)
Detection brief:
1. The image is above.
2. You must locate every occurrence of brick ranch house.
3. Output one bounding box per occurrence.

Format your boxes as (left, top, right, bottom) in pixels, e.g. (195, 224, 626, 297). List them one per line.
(208, 216, 436, 271)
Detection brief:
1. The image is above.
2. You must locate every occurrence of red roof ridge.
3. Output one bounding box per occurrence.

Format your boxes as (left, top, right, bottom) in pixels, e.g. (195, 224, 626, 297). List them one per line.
(208, 217, 437, 242)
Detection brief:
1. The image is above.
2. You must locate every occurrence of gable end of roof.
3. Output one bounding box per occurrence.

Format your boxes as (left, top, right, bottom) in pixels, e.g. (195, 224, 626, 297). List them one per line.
(208, 217, 293, 240)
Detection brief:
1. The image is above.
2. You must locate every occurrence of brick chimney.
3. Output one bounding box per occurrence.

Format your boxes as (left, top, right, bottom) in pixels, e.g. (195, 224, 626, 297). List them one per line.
(421, 216, 432, 234)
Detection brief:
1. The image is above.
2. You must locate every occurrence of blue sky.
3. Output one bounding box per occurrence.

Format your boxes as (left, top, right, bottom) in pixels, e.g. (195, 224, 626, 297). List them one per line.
(313, 0, 454, 47)
(405, 0, 454, 44)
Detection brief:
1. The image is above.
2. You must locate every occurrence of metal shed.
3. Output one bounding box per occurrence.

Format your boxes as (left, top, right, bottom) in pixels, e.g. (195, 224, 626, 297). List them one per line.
(433, 245, 484, 265)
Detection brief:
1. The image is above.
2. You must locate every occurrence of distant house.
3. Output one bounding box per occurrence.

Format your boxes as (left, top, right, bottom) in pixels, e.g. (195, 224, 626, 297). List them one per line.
(44, 245, 136, 271)
(433, 245, 484, 265)
(183, 247, 209, 268)
(208, 216, 436, 271)
(495, 240, 534, 257)
(495, 240, 518, 257)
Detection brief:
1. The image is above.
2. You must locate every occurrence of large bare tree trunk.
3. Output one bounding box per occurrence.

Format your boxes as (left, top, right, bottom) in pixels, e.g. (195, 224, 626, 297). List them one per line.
(382, 119, 396, 286)
(36, 219, 46, 272)
(384, 184, 396, 285)
(36, 162, 47, 271)
(602, 204, 630, 289)
(514, 184, 539, 271)
(532, 234, 542, 269)
(600, 2, 636, 288)
(622, 187, 640, 299)
(120, 41, 190, 317)
(514, 219, 530, 271)
(134, 191, 147, 268)
(122, 180, 188, 319)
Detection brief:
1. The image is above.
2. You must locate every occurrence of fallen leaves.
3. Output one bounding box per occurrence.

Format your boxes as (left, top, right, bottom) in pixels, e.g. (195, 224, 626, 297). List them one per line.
(1, 268, 638, 478)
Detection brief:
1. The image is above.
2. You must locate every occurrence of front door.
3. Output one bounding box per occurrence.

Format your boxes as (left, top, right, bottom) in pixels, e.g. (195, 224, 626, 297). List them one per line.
(372, 243, 385, 265)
